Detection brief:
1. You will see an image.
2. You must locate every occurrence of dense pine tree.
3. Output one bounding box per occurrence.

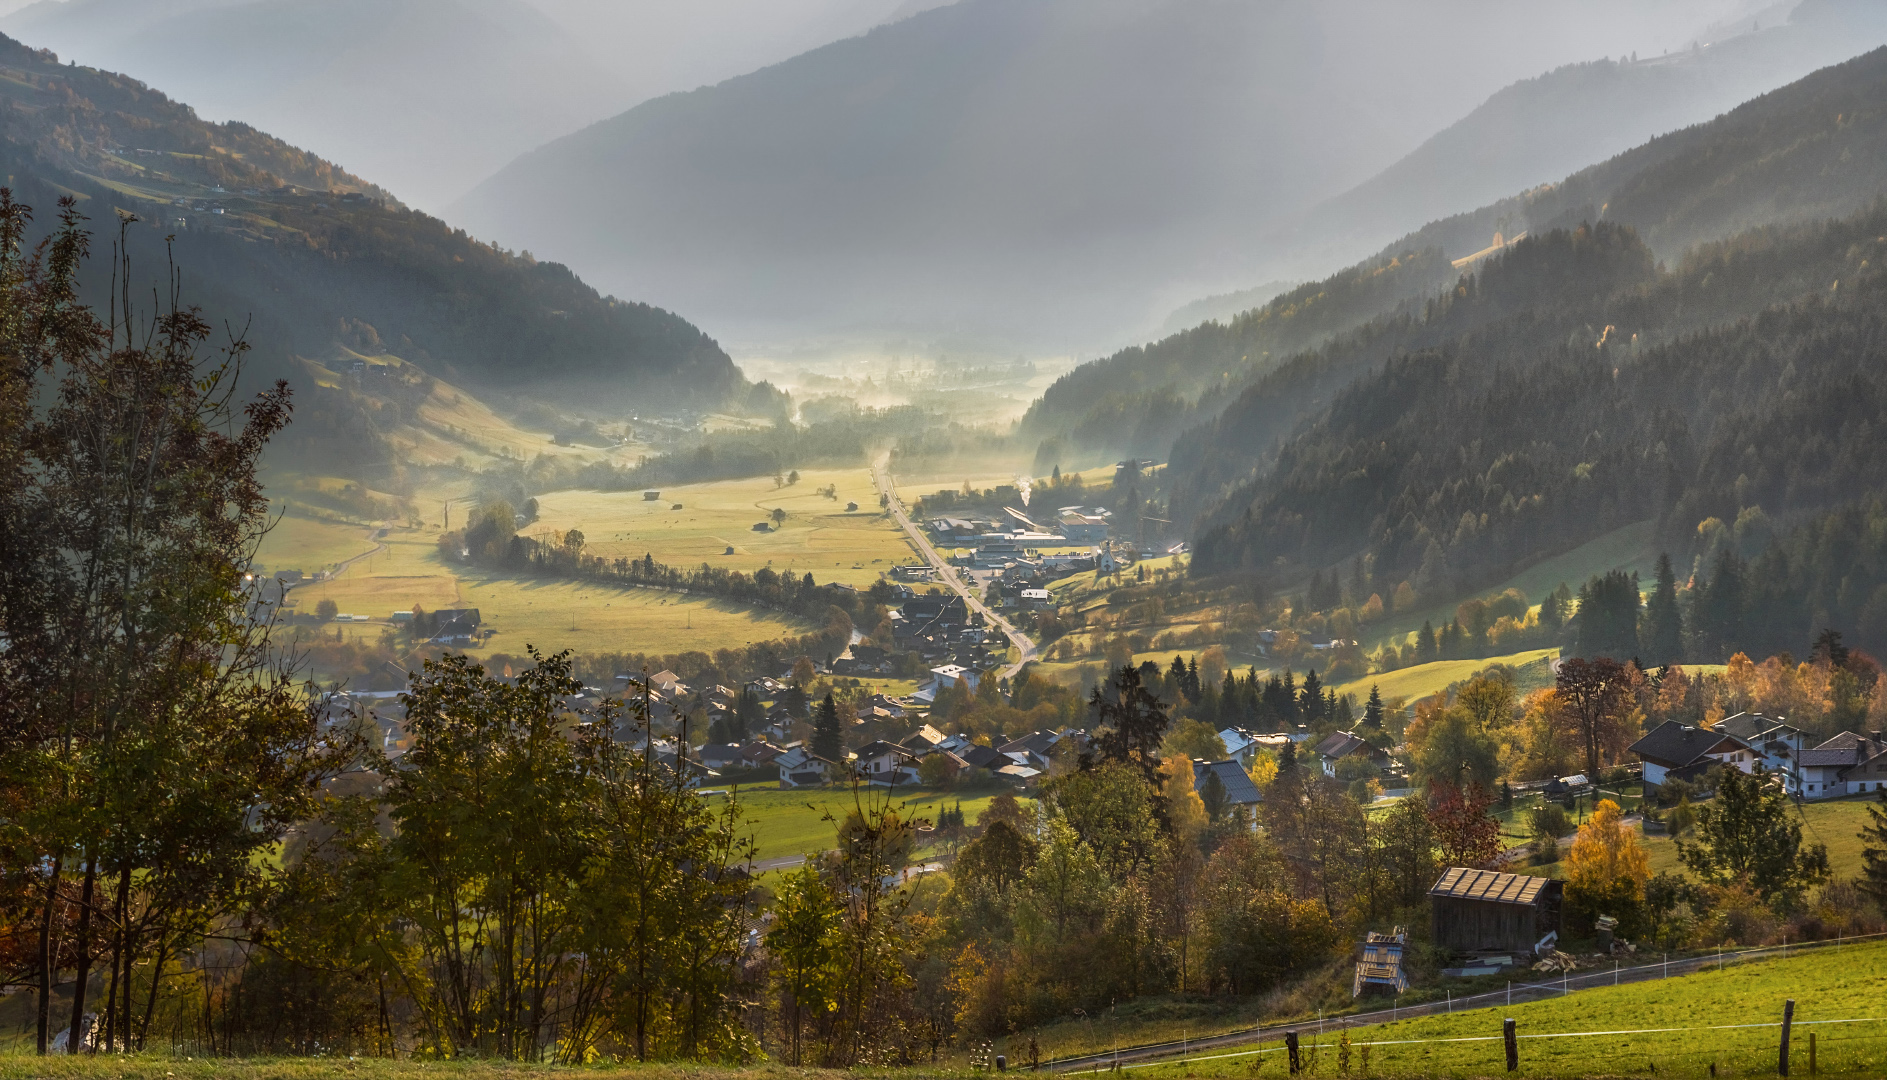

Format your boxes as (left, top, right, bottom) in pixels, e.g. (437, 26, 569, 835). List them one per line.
(812, 693, 843, 762)
(1641, 554, 1684, 665)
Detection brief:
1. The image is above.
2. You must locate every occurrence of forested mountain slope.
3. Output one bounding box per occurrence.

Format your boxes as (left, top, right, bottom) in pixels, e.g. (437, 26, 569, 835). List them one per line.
(1021, 248, 1456, 467)
(1374, 39, 1887, 286)
(1186, 206, 1887, 616)
(0, 35, 742, 407)
(454, 0, 1740, 347)
(1162, 41, 1887, 575)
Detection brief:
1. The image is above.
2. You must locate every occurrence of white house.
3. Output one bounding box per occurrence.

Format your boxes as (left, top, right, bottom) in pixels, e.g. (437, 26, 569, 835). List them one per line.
(1628, 721, 1751, 792)
(912, 664, 979, 704)
(1713, 712, 1808, 794)
(775, 747, 838, 788)
(1799, 731, 1887, 798)
(852, 741, 921, 785)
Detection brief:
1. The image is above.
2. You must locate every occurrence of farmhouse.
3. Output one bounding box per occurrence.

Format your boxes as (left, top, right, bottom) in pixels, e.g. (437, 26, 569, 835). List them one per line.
(852, 741, 921, 785)
(1799, 731, 1887, 797)
(1311, 730, 1389, 777)
(1713, 712, 1808, 794)
(1428, 867, 1562, 955)
(775, 746, 839, 788)
(1628, 720, 1747, 794)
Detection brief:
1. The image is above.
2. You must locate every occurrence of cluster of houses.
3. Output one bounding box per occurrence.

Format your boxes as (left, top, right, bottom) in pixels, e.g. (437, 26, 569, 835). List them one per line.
(886, 595, 1004, 684)
(1629, 711, 1887, 800)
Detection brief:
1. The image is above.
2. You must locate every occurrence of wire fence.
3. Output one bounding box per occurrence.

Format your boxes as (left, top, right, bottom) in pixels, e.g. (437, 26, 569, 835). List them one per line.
(1067, 1016, 1887, 1076)
(1046, 929, 1887, 1073)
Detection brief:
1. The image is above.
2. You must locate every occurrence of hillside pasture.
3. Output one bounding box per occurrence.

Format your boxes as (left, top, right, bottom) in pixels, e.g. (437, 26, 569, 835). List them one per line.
(1332, 648, 1559, 705)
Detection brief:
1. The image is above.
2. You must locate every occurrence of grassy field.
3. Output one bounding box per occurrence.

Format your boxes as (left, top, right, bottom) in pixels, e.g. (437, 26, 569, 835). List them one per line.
(531, 469, 918, 588)
(1116, 936, 1887, 1078)
(710, 784, 1022, 863)
(253, 513, 380, 576)
(285, 527, 814, 660)
(1332, 648, 1560, 704)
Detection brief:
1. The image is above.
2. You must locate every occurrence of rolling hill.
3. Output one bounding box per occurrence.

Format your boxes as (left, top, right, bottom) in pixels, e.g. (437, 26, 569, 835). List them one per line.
(452, 0, 1755, 350)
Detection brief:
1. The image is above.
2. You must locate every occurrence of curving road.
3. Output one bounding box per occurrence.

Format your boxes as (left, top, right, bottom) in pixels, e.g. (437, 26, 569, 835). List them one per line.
(871, 454, 1037, 680)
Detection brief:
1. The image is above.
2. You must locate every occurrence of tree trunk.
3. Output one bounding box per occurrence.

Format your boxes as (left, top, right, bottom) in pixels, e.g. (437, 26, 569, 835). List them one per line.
(35, 854, 63, 1055)
(64, 857, 98, 1054)
(138, 933, 169, 1052)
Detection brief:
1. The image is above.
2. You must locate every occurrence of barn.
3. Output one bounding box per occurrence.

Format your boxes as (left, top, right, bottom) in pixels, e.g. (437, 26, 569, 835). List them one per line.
(1428, 867, 1562, 955)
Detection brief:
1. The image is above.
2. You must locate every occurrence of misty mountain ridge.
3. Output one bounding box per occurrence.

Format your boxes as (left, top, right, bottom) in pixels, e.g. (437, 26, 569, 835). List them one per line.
(0, 0, 636, 209)
(453, 0, 1765, 352)
(1187, 0, 1887, 332)
(0, 33, 743, 421)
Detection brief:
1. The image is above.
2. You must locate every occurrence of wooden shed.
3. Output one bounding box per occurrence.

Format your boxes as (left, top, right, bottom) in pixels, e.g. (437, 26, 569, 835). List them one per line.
(1428, 867, 1562, 955)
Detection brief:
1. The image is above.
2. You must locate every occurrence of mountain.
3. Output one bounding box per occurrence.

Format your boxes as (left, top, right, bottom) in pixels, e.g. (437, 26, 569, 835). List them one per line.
(0, 0, 633, 210)
(453, 0, 1755, 350)
(1172, 45, 1887, 611)
(3, 0, 957, 212)
(1227, 0, 1887, 295)
(0, 34, 742, 412)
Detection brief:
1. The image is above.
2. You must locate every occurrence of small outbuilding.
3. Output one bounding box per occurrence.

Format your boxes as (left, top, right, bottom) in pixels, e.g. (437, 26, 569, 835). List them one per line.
(643, 490, 661, 501)
(1352, 927, 1409, 997)
(1428, 867, 1562, 956)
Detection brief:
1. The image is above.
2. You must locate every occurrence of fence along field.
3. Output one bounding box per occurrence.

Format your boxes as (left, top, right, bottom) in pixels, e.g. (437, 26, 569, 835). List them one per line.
(1053, 933, 1887, 1078)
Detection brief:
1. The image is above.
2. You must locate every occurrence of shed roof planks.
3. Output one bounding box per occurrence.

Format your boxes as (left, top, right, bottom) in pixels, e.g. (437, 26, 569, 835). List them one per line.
(1429, 867, 1550, 905)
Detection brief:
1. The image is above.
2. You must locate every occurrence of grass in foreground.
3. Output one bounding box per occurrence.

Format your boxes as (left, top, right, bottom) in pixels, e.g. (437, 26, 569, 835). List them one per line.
(1116, 935, 1887, 1078)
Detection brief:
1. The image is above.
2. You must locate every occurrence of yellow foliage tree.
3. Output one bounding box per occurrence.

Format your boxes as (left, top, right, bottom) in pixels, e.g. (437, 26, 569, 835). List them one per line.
(1162, 755, 1208, 846)
(1566, 798, 1650, 899)
(1246, 748, 1279, 789)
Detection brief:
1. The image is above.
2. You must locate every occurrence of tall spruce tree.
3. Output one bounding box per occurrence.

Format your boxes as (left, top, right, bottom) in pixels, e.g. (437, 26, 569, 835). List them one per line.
(813, 693, 843, 762)
(1299, 669, 1324, 725)
(1641, 553, 1684, 665)
(1363, 685, 1386, 729)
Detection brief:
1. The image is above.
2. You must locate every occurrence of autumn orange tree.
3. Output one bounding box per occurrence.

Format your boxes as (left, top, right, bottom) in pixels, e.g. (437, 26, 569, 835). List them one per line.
(1564, 799, 1651, 933)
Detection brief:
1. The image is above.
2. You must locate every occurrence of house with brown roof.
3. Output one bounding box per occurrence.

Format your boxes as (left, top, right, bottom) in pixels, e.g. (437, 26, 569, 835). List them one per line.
(1628, 720, 1750, 794)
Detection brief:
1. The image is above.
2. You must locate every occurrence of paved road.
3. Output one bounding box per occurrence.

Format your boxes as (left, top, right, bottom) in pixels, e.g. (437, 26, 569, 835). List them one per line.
(871, 454, 1037, 680)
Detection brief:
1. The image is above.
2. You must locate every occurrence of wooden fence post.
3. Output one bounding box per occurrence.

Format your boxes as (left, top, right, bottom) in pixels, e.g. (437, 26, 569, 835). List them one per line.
(1287, 1030, 1301, 1075)
(1504, 1018, 1518, 1073)
(1780, 999, 1795, 1077)
(1809, 1030, 1817, 1075)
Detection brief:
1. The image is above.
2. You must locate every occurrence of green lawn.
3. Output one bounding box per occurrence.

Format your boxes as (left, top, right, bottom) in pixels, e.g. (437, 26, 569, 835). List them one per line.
(708, 783, 1024, 863)
(1119, 936, 1887, 1078)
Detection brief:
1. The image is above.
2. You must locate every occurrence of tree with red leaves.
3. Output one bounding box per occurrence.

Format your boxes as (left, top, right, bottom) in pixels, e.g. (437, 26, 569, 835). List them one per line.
(1428, 781, 1502, 869)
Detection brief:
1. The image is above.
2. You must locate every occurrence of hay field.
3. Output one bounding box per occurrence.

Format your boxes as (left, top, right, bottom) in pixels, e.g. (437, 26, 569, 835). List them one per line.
(283, 527, 812, 657)
(531, 468, 918, 587)
(253, 514, 379, 575)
